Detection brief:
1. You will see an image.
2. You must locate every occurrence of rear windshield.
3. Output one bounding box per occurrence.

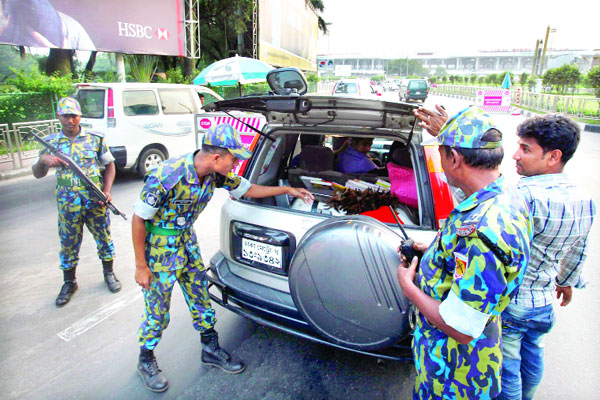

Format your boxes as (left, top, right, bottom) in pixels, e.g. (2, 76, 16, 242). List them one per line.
(408, 80, 428, 90)
(158, 89, 198, 114)
(76, 89, 105, 119)
(334, 82, 358, 94)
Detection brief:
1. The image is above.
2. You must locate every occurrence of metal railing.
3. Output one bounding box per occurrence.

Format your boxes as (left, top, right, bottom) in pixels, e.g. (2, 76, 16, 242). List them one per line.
(0, 119, 60, 170)
(430, 84, 600, 120)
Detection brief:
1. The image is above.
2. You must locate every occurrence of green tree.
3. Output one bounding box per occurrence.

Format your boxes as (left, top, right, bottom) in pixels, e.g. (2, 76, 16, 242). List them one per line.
(434, 66, 448, 78)
(0, 45, 39, 83)
(586, 66, 600, 98)
(543, 65, 581, 94)
(520, 72, 529, 85)
(470, 74, 477, 84)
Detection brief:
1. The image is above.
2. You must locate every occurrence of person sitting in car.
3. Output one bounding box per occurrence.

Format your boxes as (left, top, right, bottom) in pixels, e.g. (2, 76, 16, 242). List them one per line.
(335, 137, 379, 174)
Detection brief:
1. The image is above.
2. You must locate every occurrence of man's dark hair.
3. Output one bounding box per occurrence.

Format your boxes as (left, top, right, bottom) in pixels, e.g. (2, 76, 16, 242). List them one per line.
(202, 143, 230, 157)
(442, 128, 504, 169)
(516, 114, 580, 164)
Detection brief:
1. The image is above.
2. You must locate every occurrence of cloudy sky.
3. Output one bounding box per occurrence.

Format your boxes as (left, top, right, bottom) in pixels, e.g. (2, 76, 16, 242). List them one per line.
(317, 0, 599, 57)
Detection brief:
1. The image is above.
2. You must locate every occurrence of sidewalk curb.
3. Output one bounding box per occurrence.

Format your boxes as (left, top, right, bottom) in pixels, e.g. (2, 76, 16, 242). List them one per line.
(0, 168, 33, 181)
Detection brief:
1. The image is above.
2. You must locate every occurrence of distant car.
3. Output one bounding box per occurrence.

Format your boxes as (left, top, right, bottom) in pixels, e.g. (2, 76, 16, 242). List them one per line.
(383, 80, 398, 91)
(331, 79, 382, 99)
(204, 68, 455, 360)
(398, 79, 429, 102)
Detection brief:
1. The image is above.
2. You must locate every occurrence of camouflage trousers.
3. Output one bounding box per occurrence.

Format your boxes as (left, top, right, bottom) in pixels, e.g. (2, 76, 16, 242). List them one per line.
(137, 265, 215, 350)
(56, 188, 114, 271)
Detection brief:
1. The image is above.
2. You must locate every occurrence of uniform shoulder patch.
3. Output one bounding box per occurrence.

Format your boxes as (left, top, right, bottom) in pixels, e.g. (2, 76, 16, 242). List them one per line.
(453, 252, 468, 279)
(457, 223, 477, 237)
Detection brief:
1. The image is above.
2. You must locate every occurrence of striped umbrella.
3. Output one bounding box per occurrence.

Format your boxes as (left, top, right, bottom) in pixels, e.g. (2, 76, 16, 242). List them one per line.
(193, 55, 274, 95)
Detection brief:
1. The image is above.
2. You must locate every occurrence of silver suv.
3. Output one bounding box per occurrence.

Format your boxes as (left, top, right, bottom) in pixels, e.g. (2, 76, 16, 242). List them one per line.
(204, 68, 454, 360)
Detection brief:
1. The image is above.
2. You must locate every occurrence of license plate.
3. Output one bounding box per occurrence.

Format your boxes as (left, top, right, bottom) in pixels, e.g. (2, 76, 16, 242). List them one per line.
(415, 91, 421, 94)
(241, 238, 283, 269)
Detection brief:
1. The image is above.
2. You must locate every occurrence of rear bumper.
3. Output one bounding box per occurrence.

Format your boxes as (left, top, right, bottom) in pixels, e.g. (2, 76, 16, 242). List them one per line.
(208, 251, 413, 361)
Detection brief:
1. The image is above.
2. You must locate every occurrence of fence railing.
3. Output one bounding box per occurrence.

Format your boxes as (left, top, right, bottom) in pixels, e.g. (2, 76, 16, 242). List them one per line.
(0, 119, 60, 170)
(430, 84, 600, 120)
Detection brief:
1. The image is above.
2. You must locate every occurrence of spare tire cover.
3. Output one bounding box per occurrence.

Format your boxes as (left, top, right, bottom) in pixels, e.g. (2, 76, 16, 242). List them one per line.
(289, 215, 411, 351)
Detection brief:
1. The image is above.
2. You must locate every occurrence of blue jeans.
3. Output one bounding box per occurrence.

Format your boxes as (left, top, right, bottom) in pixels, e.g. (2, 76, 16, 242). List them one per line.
(498, 303, 555, 400)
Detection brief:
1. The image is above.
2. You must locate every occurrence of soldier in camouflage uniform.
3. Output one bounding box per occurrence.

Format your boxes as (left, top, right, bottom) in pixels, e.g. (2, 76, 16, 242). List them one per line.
(32, 97, 121, 308)
(397, 107, 533, 400)
(132, 123, 313, 393)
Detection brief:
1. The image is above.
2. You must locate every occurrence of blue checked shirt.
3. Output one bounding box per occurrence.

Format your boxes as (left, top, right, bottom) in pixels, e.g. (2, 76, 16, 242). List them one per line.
(513, 173, 596, 308)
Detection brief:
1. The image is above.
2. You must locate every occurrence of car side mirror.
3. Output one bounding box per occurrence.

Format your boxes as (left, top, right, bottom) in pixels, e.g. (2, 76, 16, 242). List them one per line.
(267, 68, 308, 96)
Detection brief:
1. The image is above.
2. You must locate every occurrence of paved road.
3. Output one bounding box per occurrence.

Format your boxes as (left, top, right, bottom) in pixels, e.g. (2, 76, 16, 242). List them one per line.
(0, 94, 598, 399)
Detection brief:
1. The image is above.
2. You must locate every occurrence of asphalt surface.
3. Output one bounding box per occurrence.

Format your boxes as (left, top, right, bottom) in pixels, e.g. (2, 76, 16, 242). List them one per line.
(0, 94, 598, 399)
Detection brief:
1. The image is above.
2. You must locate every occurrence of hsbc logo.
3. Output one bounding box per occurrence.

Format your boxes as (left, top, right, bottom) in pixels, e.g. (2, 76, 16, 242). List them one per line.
(117, 22, 169, 40)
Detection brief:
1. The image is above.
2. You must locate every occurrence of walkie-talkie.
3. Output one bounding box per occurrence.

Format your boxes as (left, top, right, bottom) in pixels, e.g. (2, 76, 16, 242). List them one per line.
(389, 206, 423, 263)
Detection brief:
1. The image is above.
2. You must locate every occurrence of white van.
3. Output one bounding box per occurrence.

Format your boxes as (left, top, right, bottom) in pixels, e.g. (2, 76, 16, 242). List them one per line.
(73, 82, 223, 176)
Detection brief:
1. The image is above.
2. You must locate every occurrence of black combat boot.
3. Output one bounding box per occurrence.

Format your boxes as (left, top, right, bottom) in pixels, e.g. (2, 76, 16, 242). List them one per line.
(55, 268, 78, 307)
(102, 260, 122, 293)
(137, 348, 169, 393)
(201, 329, 245, 374)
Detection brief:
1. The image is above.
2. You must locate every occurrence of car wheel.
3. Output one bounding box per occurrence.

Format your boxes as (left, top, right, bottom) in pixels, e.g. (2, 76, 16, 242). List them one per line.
(137, 148, 166, 177)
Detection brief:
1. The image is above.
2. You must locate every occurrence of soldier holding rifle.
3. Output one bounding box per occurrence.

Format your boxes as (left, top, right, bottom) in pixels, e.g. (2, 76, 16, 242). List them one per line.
(32, 97, 121, 307)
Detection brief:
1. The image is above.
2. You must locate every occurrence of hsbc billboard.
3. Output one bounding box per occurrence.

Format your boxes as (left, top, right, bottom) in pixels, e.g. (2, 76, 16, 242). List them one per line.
(0, 0, 186, 56)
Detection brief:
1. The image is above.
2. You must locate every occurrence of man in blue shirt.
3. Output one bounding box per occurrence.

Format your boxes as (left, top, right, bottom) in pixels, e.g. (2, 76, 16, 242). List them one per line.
(335, 137, 379, 174)
(498, 115, 596, 400)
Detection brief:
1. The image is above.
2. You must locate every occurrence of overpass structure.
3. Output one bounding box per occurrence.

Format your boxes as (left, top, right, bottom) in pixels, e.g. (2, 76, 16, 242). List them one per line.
(317, 48, 599, 77)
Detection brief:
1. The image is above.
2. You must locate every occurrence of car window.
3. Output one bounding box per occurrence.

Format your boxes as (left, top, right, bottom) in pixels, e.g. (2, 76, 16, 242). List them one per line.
(334, 82, 357, 94)
(201, 92, 220, 105)
(76, 89, 105, 119)
(122, 90, 159, 116)
(157, 89, 198, 114)
(409, 80, 428, 90)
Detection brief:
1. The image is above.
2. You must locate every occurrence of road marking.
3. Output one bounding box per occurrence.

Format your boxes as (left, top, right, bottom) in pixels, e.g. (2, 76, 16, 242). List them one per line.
(57, 289, 142, 342)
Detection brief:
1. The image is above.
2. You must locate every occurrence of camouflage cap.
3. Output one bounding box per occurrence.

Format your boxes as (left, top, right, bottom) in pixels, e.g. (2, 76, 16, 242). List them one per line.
(438, 106, 501, 149)
(202, 123, 252, 160)
(56, 97, 82, 116)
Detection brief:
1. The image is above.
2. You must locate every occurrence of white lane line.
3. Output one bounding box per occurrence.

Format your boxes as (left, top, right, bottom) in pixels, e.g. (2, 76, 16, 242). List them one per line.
(57, 289, 142, 342)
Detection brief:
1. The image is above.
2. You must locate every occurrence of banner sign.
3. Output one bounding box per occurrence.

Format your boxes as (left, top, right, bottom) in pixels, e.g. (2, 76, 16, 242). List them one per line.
(259, 0, 318, 71)
(0, 0, 185, 56)
(475, 90, 511, 113)
(318, 59, 334, 71)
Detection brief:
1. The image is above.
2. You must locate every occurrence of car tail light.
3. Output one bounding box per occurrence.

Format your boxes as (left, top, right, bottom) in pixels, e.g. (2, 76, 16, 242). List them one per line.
(236, 133, 261, 177)
(407, 90, 410, 95)
(107, 88, 116, 128)
(423, 145, 453, 229)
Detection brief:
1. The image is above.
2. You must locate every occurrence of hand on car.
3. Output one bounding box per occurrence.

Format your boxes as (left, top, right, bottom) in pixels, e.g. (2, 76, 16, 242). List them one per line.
(413, 105, 448, 136)
(288, 187, 314, 204)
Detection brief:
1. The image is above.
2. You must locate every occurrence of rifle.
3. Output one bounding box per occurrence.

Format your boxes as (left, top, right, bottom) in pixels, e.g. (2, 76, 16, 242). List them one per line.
(27, 128, 128, 220)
